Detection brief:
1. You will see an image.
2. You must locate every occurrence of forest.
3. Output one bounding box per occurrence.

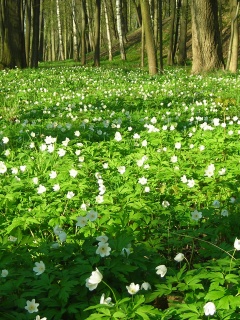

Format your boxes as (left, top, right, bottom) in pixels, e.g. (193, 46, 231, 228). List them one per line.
(0, 0, 240, 320)
(0, 0, 239, 74)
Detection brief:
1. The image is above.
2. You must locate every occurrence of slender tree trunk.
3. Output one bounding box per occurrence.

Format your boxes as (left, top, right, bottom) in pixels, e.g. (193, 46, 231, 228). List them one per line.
(103, 0, 113, 61)
(141, 23, 144, 67)
(51, 0, 56, 61)
(72, 0, 79, 61)
(30, 0, 40, 68)
(81, 0, 87, 65)
(140, 0, 157, 75)
(116, 0, 126, 60)
(38, 0, 44, 61)
(86, 0, 94, 51)
(167, 0, 176, 65)
(158, 0, 163, 72)
(153, 0, 158, 45)
(25, 0, 31, 66)
(93, 0, 101, 66)
(191, 0, 225, 74)
(56, 0, 64, 60)
(178, 0, 188, 65)
(226, 0, 239, 72)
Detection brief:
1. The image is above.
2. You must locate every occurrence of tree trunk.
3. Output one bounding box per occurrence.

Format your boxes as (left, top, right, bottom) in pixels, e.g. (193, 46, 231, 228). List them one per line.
(0, 0, 27, 69)
(226, 0, 239, 73)
(93, 0, 101, 67)
(140, 0, 157, 75)
(25, 0, 31, 66)
(191, 0, 225, 74)
(167, 0, 176, 65)
(56, 0, 64, 60)
(116, 0, 126, 60)
(81, 0, 87, 65)
(30, 0, 40, 68)
(178, 0, 188, 65)
(72, 0, 79, 61)
(158, 0, 163, 72)
(38, 0, 44, 62)
(103, 0, 113, 61)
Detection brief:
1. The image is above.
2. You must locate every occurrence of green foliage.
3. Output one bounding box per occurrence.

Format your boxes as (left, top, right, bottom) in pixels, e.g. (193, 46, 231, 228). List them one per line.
(0, 64, 240, 319)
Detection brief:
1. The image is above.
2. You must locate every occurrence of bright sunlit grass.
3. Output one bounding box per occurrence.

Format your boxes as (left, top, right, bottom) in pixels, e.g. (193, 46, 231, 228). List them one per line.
(0, 64, 240, 319)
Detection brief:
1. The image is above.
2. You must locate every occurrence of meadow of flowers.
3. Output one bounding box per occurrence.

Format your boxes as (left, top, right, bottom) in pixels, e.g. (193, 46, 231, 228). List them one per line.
(0, 65, 240, 319)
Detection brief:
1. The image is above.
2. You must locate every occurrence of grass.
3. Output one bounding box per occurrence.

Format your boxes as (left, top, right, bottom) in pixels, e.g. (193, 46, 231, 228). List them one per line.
(0, 61, 240, 319)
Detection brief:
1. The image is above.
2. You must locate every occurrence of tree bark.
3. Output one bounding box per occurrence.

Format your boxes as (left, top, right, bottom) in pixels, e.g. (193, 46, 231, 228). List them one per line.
(25, 0, 31, 66)
(116, 0, 126, 60)
(30, 0, 40, 68)
(103, 0, 113, 61)
(178, 0, 188, 65)
(140, 0, 157, 75)
(0, 0, 27, 69)
(81, 0, 87, 65)
(191, 0, 225, 74)
(72, 0, 79, 61)
(226, 0, 239, 72)
(93, 0, 101, 66)
(158, 0, 163, 72)
(167, 0, 176, 65)
(56, 0, 64, 60)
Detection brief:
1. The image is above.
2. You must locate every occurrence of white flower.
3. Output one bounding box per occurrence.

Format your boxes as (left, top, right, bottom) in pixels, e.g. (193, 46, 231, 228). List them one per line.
(118, 166, 126, 174)
(100, 293, 113, 305)
(96, 242, 111, 257)
(162, 200, 170, 208)
(212, 200, 220, 208)
(142, 140, 148, 147)
(4, 149, 10, 156)
(25, 299, 39, 313)
(171, 155, 178, 163)
(174, 253, 185, 262)
(175, 142, 181, 149)
(78, 156, 84, 162)
(37, 184, 46, 194)
(76, 216, 88, 227)
(2, 137, 9, 144)
(144, 186, 150, 193)
(39, 144, 47, 151)
(53, 184, 60, 191)
(1, 269, 8, 277)
(234, 238, 240, 250)
(114, 132, 122, 141)
(62, 137, 70, 146)
(0, 161, 7, 174)
(33, 261, 45, 275)
(187, 179, 195, 188)
(230, 197, 236, 204)
(47, 144, 54, 153)
(11, 167, 18, 174)
(141, 282, 151, 290)
(58, 231, 67, 242)
(53, 225, 63, 235)
(74, 131, 80, 137)
(96, 195, 104, 203)
(218, 168, 226, 176)
(103, 163, 109, 169)
(49, 171, 57, 179)
(156, 265, 167, 277)
(8, 236, 17, 242)
(35, 316, 47, 320)
(191, 210, 202, 221)
(133, 133, 140, 139)
(86, 268, 103, 291)
(221, 209, 228, 217)
(45, 136, 56, 144)
(66, 191, 75, 199)
(181, 175, 188, 183)
(86, 209, 98, 221)
(203, 302, 216, 316)
(126, 283, 140, 295)
(199, 145, 205, 151)
(57, 148, 66, 157)
(20, 165, 26, 172)
(32, 177, 39, 184)
(96, 235, 108, 243)
(205, 163, 215, 177)
(138, 177, 148, 185)
(81, 203, 88, 210)
(121, 244, 132, 257)
(69, 169, 78, 178)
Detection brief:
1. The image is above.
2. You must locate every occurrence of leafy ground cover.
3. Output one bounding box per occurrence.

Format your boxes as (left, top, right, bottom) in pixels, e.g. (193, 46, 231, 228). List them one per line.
(0, 65, 240, 320)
